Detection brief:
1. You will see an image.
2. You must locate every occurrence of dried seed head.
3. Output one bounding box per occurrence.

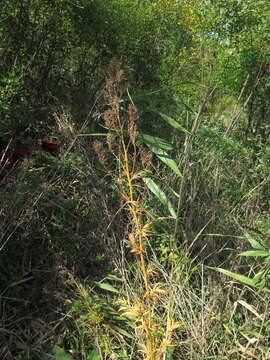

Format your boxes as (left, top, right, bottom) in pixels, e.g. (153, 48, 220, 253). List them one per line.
(106, 59, 125, 106)
(128, 104, 138, 145)
(103, 109, 119, 131)
(139, 146, 153, 170)
(147, 268, 161, 279)
(106, 133, 117, 154)
(93, 140, 107, 168)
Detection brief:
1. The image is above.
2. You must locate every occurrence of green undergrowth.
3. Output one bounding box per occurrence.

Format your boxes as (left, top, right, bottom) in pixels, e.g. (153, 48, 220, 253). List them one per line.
(1, 0, 270, 359)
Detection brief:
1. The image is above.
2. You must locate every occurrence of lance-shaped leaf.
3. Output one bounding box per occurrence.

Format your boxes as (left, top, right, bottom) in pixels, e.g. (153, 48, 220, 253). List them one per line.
(210, 267, 270, 293)
(147, 145, 182, 178)
(156, 111, 192, 135)
(143, 177, 176, 219)
(93, 281, 119, 293)
(239, 250, 270, 257)
(208, 267, 255, 287)
(136, 133, 174, 150)
(244, 233, 265, 250)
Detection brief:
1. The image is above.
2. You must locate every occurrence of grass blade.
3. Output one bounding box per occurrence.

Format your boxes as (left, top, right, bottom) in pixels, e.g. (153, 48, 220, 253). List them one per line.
(143, 177, 176, 218)
(239, 250, 270, 257)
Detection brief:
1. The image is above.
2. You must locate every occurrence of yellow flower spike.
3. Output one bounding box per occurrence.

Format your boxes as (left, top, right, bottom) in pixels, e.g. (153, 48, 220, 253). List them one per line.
(167, 318, 182, 331)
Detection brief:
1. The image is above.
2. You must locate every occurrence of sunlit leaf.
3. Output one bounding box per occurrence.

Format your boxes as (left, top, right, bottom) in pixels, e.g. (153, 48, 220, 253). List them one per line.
(143, 177, 176, 218)
(78, 133, 107, 137)
(93, 281, 119, 293)
(239, 250, 270, 257)
(244, 233, 265, 250)
(208, 267, 255, 287)
(105, 274, 123, 282)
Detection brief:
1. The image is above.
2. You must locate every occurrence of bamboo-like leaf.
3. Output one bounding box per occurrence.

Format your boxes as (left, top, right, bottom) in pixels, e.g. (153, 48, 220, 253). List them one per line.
(244, 233, 265, 250)
(146, 145, 182, 178)
(93, 281, 119, 293)
(208, 267, 255, 287)
(164, 183, 180, 198)
(137, 133, 174, 150)
(253, 270, 265, 282)
(143, 177, 177, 219)
(105, 274, 123, 282)
(157, 112, 191, 135)
(239, 250, 270, 257)
(110, 324, 133, 339)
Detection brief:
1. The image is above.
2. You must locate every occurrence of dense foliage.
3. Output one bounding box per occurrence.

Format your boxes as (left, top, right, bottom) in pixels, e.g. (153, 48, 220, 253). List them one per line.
(1, 0, 270, 359)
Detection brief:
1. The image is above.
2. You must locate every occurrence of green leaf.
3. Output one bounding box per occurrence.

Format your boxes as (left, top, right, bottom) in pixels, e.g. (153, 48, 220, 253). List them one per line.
(105, 274, 123, 282)
(110, 324, 133, 339)
(147, 145, 183, 178)
(208, 267, 255, 287)
(87, 350, 100, 360)
(239, 250, 270, 257)
(165, 344, 175, 360)
(143, 177, 176, 219)
(137, 133, 174, 150)
(93, 282, 119, 293)
(157, 112, 191, 135)
(244, 233, 265, 250)
(164, 184, 180, 198)
(78, 133, 107, 137)
(253, 270, 265, 282)
(52, 346, 74, 360)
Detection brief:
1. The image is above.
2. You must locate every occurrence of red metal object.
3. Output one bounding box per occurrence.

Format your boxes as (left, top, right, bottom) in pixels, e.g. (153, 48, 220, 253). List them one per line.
(1, 140, 60, 168)
(2, 156, 15, 167)
(41, 141, 60, 152)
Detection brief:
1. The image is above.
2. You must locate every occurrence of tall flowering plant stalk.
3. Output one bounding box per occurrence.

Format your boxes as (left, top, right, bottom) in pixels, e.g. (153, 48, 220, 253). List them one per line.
(95, 59, 181, 359)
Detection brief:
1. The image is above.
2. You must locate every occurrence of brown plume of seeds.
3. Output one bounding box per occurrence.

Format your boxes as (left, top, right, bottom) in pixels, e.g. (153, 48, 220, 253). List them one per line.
(139, 146, 153, 170)
(105, 58, 125, 108)
(103, 108, 119, 131)
(106, 133, 117, 154)
(128, 104, 138, 146)
(93, 140, 108, 168)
